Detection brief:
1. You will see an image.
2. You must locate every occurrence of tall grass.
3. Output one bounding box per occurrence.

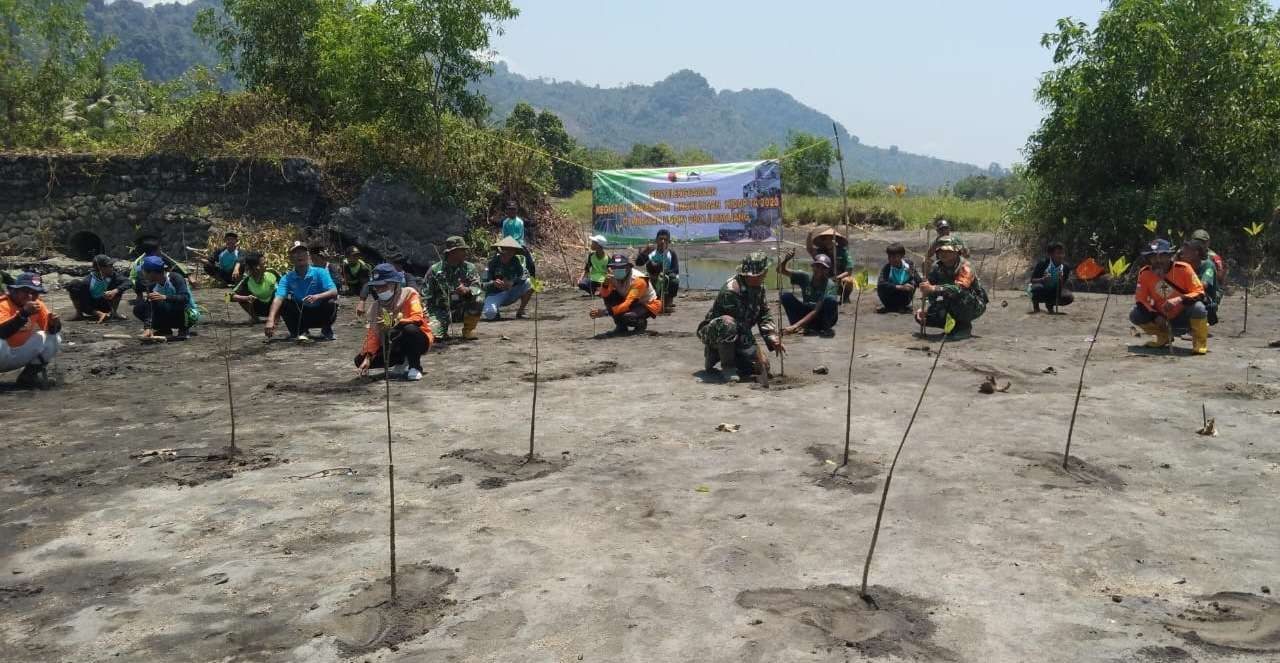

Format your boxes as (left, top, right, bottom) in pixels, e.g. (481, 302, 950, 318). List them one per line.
(553, 190, 1010, 233)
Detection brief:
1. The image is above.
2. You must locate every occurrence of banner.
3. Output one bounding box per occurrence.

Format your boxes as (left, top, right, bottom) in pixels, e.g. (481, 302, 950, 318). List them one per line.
(592, 160, 782, 244)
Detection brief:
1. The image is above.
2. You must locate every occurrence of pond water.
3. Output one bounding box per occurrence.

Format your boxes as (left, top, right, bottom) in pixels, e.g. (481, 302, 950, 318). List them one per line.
(679, 258, 881, 291)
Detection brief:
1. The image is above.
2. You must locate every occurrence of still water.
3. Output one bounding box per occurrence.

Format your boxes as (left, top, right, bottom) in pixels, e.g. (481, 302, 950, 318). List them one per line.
(679, 258, 880, 291)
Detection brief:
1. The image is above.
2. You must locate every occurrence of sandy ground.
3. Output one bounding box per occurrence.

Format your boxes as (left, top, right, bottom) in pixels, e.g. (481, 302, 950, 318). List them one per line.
(2, 242, 1280, 663)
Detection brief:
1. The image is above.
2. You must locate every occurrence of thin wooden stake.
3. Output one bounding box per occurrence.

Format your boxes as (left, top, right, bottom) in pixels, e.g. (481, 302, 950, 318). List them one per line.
(833, 122, 850, 268)
(775, 225, 785, 377)
(835, 286, 864, 473)
(528, 290, 539, 461)
(383, 328, 397, 602)
(222, 296, 237, 452)
(861, 331, 950, 600)
(1063, 279, 1115, 469)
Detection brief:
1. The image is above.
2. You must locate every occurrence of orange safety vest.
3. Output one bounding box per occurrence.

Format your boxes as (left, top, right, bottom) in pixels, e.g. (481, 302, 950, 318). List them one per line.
(600, 271, 662, 317)
(0, 295, 51, 347)
(1135, 262, 1204, 318)
(361, 288, 431, 356)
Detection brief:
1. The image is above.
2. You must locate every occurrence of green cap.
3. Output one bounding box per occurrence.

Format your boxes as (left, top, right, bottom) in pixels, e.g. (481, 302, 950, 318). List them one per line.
(1191, 229, 1210, 243)
(934, 236, 960, 252)
(444, 236, 469, 253)
(738, 251, 770, 276)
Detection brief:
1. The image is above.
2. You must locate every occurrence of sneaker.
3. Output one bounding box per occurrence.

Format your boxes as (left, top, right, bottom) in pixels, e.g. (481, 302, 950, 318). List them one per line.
(295, 334, 312, 344)
(321, 328, 336, 341)
(405, 368, 422, 381)
(388, 363, 408, 378)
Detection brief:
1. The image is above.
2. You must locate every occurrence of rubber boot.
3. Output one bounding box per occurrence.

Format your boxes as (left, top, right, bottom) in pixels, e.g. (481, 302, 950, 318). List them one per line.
(704, 344, 720, 373)
(1190, 317, 1209, 355)
(1140, 321, 1172, 348)
(462, 314, 480, 341)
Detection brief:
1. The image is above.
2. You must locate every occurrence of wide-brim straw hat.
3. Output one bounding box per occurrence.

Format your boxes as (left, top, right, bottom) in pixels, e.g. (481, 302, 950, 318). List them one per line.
(806, 225, 848, 255)
(494, 236, 523, 250)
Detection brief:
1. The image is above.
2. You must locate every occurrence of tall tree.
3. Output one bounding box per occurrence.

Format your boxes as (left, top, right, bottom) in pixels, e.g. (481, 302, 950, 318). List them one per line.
(1023, 0, 1280, 256)
(759, 132, 832, 195)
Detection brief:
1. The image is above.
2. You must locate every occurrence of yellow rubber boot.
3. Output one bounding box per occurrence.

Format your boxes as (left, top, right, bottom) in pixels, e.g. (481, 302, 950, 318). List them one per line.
(462, 314, 480, 341)
(1140, 321, 1172, 348)
(1190, 317, 1209, 355)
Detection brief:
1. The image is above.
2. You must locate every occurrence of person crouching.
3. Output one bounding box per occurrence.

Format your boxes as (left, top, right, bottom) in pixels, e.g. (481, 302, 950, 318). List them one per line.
(67, 254, 130, 323)
(133, 256, 200, 341)
(355, 263, 432, 382)
(590, 254, 661, 335)
(1130, 238, 1209, 355)
(0, 272, 62, 388)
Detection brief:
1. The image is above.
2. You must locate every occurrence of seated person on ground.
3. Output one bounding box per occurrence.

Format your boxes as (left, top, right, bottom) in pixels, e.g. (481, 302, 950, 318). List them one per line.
(0, 272, 61, 388)
(203, 232, 242, 286)
(590, 254, 662, 335)
(424, 236, 483, 341)
(807, 225, 855, 302)
(130, 235, 187, 296)
(578, 235, 608, 296)
(636, 228, 681, 312)
(482, 236, 532, 320)
(1178, 239, 1221, 327)
(500, 200, 537, 277)
(1192, 229, 1227, 285)
(341, 247, 372, 297)
(266, 243, 339, 342)
(1130, 239, 1209, 355)
(778, 250, 839, 337)
(133, 256, 200, 341)
(355, 263, 431, 382)
(1028, 241, 1074, 313)
(231, 252, 280, 324)
(916, 237, 987, 341)
(876, 242, 922, 314)
(697, 252, 786, 382)
(67, 254, 130, 323)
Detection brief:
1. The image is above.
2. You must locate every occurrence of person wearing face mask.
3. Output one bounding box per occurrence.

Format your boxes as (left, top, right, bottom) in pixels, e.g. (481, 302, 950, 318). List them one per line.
(916, 237, 987, 341)
(482, 236, 533, 320)
(355, 263, 431, 382)
(697, 251, 785, 382)
(1, 272, 62, 388)
(1131, 238, 1208, 354)
(67, 254, 130, 323)
(636, 228, 681, 312)
(590, 254, 662, 335)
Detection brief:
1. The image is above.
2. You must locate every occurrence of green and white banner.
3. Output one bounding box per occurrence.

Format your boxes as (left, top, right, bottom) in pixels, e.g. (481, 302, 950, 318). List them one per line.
(592, 160, 782, 244)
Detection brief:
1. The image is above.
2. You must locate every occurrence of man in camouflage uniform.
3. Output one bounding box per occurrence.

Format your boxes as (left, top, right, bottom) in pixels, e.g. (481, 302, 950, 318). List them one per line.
(925, 219, 969, 265)
(424, 236, 483, 341)
(697, 251, 785, 381)
(916, 236, 986, 340)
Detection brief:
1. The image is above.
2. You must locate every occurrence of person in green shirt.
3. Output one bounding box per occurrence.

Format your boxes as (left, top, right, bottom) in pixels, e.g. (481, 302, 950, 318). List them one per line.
(578, 235, 608, 296)
(807, 225, 855, 302)
(778, 250, 839, 337)
(482, 236, 532, 320)
(1180, 239, 1221, 326)
(341, 247, 372, 296)
(424, 236, 483, 340)
(231, 252, 280, 324)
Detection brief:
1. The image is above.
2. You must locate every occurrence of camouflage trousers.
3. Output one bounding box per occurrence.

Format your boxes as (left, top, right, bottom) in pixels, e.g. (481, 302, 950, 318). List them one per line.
(427, 298, 482, 338)
(923, 289, 986, 328)
(698, 316, 765, 376)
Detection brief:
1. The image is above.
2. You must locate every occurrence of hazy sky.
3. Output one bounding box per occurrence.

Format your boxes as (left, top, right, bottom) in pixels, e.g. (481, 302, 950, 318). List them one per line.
(489, 0, 1116, 168)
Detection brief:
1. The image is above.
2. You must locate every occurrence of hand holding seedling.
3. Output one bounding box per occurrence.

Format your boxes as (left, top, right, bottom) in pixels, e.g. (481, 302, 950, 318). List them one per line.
(263, 320, 276, 338)
(769, 335, 786, 357)
(355, 355, 371, 377)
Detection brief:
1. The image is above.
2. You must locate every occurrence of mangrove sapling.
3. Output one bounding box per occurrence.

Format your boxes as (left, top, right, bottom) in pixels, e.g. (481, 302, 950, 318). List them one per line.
(1241, 222, 1267, 336)
(834, 271, 870, 475)
(221, 294, 238, 453)
(833, 122, 851, 265)
(378, 310, 399, 602)
(860, 314, 957, 602)
(775, 229, 785, 378)
(527, 280, 543, 462)
(1062, 257, 1130, 470)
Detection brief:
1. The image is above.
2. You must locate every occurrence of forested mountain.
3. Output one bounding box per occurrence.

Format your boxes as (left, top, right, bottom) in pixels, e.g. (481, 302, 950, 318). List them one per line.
(84, 1, 986, 188)
(478, 65, 988, 188)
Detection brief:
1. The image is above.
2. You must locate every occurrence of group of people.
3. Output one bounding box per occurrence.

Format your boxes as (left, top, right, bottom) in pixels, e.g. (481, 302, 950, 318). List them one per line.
(0, 211, 1271, 389)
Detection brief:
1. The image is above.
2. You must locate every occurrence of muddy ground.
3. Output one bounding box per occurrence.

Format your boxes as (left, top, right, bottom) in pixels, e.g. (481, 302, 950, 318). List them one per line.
(2, 235, 1280, 662)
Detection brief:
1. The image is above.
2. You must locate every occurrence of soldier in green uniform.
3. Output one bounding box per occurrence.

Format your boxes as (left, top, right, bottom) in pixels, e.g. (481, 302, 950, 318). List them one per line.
(916, 236, 987, 340)
(925, 219, 970, 265)
(424, 236, 483, 340)
(697, 251, 786, 382)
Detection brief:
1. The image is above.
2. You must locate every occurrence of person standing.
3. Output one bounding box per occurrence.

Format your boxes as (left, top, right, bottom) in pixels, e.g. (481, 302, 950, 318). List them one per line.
(424, 236, 483, 341)
(500, 200, 537, 277)
(355, 264, 431, 382)
(1130, 238, 1208, 354)
(1028, 241, 1074, 313)
(636, 229, 681, 312)
(266, 243, 339, 342)
(916, 237, 986, 340)
(697, 252, 785, 381)
(778, 251, 839, 337)
(133, 256, 200, 341)
(67, 254, 130, 322)
(0, 273, 62, 388)
(482, 236, 532, 320)
(875, 242, 922, 314)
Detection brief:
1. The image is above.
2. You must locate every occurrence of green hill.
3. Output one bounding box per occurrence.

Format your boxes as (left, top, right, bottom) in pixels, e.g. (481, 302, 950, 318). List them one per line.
(477, 65, 989, 189)
(86, 0, 229, 84)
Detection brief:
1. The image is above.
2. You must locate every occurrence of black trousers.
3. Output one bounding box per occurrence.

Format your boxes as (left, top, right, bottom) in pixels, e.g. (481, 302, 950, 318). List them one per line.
(204, 261, 235, 285)
(877, 283, 915, 311)
(355, 323, 429, 371)
(240, 298, 271, 318)
(522, 246, 537, 278)
(133, 300, 186, 335)
(281, 300, 337, 336)
(67, 280, 121, 315)
(1030, 283, 1074, 307)
(602, 291, 653, 329)
(780, 292, 838, 331)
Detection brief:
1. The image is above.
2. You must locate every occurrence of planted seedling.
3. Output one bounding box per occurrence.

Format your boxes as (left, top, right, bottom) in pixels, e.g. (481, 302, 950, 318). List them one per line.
(1062, 256, 1130, 469)
(834, 270, 870, 475)
(1241, 221, 1266, 335)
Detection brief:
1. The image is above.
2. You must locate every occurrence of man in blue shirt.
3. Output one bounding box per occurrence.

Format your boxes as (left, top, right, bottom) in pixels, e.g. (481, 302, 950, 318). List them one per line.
(265, 243, 339, 342)
(203, 232, 242, 286)
(500, 200, 537, 277)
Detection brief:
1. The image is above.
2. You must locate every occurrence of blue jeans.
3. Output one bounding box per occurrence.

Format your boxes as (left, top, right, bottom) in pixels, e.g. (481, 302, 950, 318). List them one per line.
(780, 292, 838, 332)
(482, 280, 532, 319)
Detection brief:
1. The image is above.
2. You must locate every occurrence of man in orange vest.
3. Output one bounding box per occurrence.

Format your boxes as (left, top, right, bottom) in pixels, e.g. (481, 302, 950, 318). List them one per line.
(1130, 239, 1209, 355)
(0, 273, 62, 387)
(590, 254, 662, 335)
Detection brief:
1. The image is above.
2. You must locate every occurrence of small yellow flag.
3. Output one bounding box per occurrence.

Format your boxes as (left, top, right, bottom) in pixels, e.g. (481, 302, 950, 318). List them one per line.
(944, 314, 957, 334)
(1143, 218, 1159, 234)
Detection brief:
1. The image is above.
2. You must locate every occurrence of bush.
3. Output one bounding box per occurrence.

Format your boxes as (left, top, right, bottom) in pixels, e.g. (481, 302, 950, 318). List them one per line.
(846, 181, 883, 199)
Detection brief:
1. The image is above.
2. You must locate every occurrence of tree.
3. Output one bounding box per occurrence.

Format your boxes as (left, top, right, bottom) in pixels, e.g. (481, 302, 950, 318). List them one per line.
(759, 131, 832, 195)
(1020, 0, 1280, 258)
(675, 146, 713, 167)
(624, 142, 677, 168)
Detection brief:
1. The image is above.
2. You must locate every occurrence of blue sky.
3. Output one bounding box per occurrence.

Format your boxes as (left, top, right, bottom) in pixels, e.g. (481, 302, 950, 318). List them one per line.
(489, 1, 1115, 168)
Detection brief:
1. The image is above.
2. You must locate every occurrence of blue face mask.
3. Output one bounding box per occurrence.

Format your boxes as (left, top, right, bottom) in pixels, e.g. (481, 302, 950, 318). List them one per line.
(612, 268, 629, 280)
